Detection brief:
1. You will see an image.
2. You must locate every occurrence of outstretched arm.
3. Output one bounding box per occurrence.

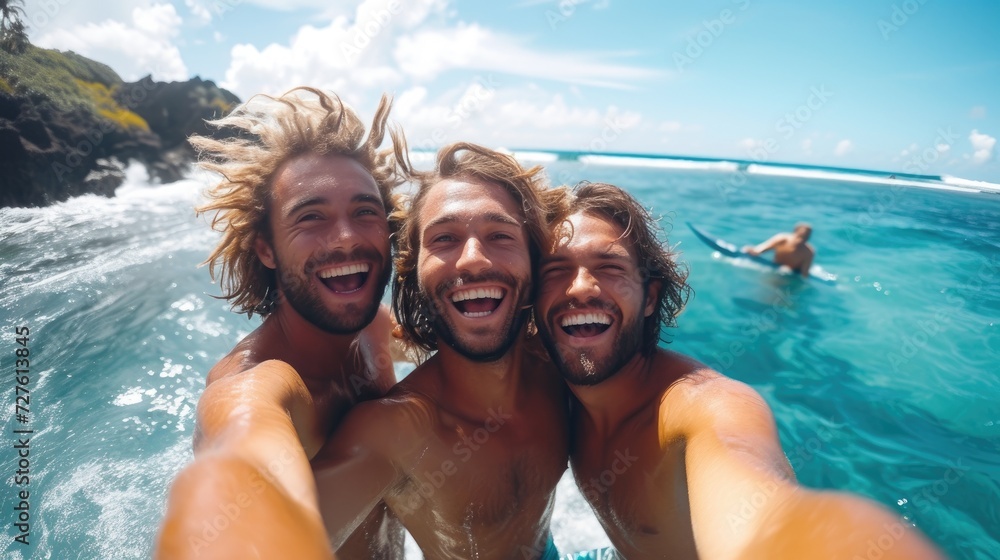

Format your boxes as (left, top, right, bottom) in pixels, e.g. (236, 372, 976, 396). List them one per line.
(677, 375, 943, 560)
(313, 398, 428, 548)
(743, 234, 784, 256)
(156, 360, 333, 559)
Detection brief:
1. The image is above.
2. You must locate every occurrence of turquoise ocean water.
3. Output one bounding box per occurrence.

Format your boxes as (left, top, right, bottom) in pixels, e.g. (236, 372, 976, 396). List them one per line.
(1, 156, 998, 558)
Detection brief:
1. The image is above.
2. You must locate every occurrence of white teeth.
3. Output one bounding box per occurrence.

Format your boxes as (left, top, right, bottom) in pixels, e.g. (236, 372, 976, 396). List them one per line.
(318, 263, 370, 279)
(451, 287, 504, 302)
(560, 312, 612, 328)
(463, 311, 492, 318)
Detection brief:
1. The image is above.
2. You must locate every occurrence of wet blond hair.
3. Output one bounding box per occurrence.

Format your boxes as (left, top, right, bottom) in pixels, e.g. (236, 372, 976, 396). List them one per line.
(193, 87, 406, 317)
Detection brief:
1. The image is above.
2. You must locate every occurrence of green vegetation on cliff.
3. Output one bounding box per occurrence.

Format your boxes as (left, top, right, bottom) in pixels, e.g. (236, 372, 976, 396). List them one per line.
(0, 40, 241, 207)
(0, 44, 146, 130)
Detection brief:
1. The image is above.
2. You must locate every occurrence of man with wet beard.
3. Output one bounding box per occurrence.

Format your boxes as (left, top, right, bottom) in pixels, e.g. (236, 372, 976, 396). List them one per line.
(156, 88, 407, 560)
(534, 182, 945, 559)
(311, 143, 571, 559)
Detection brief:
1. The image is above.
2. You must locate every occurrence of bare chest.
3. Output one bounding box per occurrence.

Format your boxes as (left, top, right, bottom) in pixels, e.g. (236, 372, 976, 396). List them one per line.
(573, 431, 697, 558)
(387, 406, 569, 555)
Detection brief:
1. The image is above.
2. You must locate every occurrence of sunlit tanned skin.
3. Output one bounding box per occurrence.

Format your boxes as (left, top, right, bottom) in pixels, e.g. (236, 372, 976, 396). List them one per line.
(536, 183, 945, 559)
(742, 223, 815, 277)
(156, 90, 407, 560)
(313, 144, 570, 560)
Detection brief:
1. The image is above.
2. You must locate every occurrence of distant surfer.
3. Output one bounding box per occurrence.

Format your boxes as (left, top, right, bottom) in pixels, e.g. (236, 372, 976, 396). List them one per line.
(156, 88, 408, 559)
(534, 182, 945, 559)
(742, 223, 815, 277)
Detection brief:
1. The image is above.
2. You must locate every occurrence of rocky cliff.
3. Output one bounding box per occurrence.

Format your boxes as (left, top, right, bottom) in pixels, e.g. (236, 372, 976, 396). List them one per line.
(0, 45, 240, 208)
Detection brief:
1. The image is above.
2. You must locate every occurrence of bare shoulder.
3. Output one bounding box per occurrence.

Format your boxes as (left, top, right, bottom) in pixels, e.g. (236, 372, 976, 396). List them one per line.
(197, 359, 311, 422)
(205, 326, 270, 386)
(654, 353, 774, 434)
(317, 382, 440, 462)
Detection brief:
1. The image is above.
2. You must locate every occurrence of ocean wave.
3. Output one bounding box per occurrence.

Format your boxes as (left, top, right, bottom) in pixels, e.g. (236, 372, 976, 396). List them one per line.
(940, 175, 1000, 193)
(745, 164, 981, 193)
(578, 155, 741, 171)
(511, 150, 560, 163)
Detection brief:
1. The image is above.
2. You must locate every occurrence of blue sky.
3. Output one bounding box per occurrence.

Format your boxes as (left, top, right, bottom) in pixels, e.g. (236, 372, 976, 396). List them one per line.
(23, 0, 1000, 181)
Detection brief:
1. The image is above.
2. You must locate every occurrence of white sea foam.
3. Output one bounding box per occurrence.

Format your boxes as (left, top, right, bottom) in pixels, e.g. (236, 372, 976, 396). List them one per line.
(512, 150, 560, 163)
(579, 154, 741, 171)
(940, 175, 1000, 192)
(745, 164, 981, 193)
(551, 471, 613, 553)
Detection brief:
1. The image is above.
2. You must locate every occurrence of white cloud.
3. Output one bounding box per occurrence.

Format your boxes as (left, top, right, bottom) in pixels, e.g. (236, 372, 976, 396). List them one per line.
(218, 0, 659, 96)
(970, 106, 987, 119)
(222, 0, 448, 98)
(34, 3, 187, 81)
(936, 143, 951, 154)
(801, 138, 813, 155)
(834, 139, 853, 157)
(221, 0, 661, 137)
(393, 83, 643, 152)
(185, 0, 214, 25)
(23, 0, 146, 35)
(394, 23, 661, 88)
(515, 0, 609, 8)
(970, 130, 996, 164)
(183, 0, 363, 21)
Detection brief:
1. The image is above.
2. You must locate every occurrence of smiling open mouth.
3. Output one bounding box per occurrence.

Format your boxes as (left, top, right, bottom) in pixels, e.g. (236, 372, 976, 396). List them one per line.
(560, 312, 612, 337)
(451, 287, 505, 318)
(318, 263, 370, 294)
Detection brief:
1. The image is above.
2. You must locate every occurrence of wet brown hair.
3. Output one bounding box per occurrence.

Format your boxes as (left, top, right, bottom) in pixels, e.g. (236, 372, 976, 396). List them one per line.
(566, 181, 691, 353)
(392, 142, 569, 357)
(193, 87, 407, 317)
